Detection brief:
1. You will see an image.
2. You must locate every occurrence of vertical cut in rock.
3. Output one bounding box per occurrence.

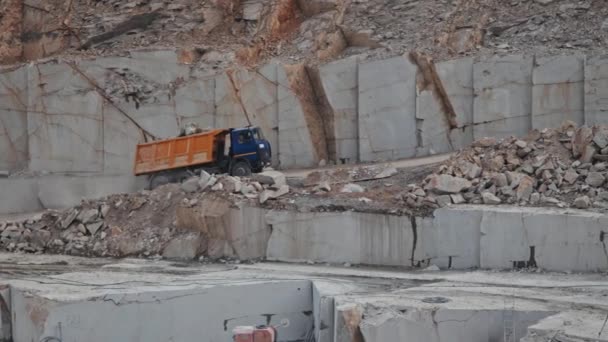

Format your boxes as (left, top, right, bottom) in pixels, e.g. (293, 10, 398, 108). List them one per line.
(283, 63, 329, 163)
(409, 51, 458, 129)
(305, 66, 336, 163)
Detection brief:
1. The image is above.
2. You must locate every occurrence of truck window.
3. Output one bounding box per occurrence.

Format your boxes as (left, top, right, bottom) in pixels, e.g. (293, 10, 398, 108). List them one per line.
(238, 131, 252, 144)
(252, 128, 263, 140)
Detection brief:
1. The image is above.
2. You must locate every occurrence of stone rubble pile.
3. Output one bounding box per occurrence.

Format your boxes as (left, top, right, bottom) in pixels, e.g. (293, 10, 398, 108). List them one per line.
(180, 170, 290, 204)
(403, 122, 608, 210)
(0, 170, 290, 258)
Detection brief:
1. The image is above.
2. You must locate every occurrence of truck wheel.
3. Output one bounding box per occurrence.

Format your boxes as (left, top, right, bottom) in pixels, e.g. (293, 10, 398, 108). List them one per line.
(149, 174, 170, 189)
(231, 161, 252, 177)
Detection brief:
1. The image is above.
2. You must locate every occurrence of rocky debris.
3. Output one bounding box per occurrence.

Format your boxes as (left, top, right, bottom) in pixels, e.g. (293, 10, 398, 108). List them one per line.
(405, 123, 608, 210)
(2, 0, 606, 69)
(0, 170, 291, 259)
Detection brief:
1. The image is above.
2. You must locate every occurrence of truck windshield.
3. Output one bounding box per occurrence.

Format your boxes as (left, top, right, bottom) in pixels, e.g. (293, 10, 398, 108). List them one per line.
(252, 128, 264, 140)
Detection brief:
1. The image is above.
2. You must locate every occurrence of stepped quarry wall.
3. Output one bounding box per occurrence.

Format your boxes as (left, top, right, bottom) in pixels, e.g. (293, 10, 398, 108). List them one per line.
(2, 50, 608, 213)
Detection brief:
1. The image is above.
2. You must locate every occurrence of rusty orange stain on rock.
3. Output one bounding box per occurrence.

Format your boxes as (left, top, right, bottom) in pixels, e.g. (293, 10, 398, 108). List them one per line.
(25, 298, 50, 332)
(178, 48, 202, 65)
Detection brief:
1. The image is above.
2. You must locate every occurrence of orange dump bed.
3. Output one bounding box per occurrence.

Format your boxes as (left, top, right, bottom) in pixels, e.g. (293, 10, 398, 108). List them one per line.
(134, 129, 228, 175)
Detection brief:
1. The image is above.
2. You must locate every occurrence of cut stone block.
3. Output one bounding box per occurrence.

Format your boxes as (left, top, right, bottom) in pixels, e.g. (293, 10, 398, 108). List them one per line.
(358, 57, 418, 161)
(358, 56, 417, 162)
(473, 55, 533, 139)
(584, 55, 608, 125)
(479, 206, 608, 271)
(173, 76, 216, 129)
(266, 210, 415, 266)
(532, 55, 584, 128)
(318, 58, 359, 163)
(416, 57, 474, 155)
(278, 64, 328, 168)
(26, 62, 104, 173)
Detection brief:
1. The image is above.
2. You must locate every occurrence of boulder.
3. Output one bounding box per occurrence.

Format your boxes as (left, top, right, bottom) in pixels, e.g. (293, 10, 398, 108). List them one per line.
(450, 194, 466, 204)
(259, 185, 290, 204)
(100, 204, 110, 218)
(563, 169, 579, 184)
(572, 126, 593, 158)
(222, 176, 242, 193)
(199, 170, 213, 190)
(573, 195, 591, 209)
(516, 175, 534, 201)
(593, 128, 608, 148)
(482, 192, 501, 204)
(458, 161, 482, 179)
(435, 195, 452, 207)
(491, 173, 508, 187)
(425, 175, 471, 194)
(77, 209, 99, 224)
(253, 171, 286, 186)
(181, 177, 200, 193)
(586, 172, 605, 187)
(86, 221, 104, 236)
(61, 209, 79, 229)
(314, 181, 332, 192)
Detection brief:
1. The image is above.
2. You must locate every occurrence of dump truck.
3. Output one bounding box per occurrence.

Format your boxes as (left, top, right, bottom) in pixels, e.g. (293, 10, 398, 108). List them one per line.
(134, 126, 272, 189)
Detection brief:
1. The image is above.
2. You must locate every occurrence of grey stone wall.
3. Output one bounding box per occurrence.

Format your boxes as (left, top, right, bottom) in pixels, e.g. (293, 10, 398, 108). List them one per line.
(1, 50, 606, 185)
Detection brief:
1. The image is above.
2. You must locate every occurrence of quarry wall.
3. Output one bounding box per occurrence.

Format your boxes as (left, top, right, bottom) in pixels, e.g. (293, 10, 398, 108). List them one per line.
(2, 50, 608, 213)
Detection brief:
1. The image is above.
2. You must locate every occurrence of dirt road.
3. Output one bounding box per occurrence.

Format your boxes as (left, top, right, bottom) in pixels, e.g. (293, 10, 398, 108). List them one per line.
(282, 153, 454, 179)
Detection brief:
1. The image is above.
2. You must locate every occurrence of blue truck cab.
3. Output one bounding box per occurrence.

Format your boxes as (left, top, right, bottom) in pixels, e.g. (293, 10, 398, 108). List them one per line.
(228, 127, 272, 176)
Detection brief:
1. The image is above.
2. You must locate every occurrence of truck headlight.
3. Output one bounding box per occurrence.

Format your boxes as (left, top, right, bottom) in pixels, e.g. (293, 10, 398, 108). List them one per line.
(259, 143, 265, 148)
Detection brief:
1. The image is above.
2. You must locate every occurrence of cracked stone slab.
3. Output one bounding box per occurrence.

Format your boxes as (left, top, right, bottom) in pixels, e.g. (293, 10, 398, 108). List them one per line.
(358, 56, 418, 162)
(318, 57, 359, 163)
(10, 278, 313, 342)
(416, 57, 474, 155)
(475, 206, 608, 271)
(473, 54, 533, 140)
(174, 76, 216, 129)
(584, 55, 608, 125)
(26, 62, 104, 173)
(532, 55, 584, 128)
(265, 210, 415, 266)
(102, 106, 145, 173)
(358, 300, 554, 342)
(0, 66, 29, 172)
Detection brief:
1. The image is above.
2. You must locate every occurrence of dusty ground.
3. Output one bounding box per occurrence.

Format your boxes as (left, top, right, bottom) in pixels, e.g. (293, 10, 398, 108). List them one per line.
(1, 0, 606, 66)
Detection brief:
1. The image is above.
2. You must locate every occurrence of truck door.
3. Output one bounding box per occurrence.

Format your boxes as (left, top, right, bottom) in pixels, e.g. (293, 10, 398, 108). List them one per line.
(231, 129, 258, 163)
